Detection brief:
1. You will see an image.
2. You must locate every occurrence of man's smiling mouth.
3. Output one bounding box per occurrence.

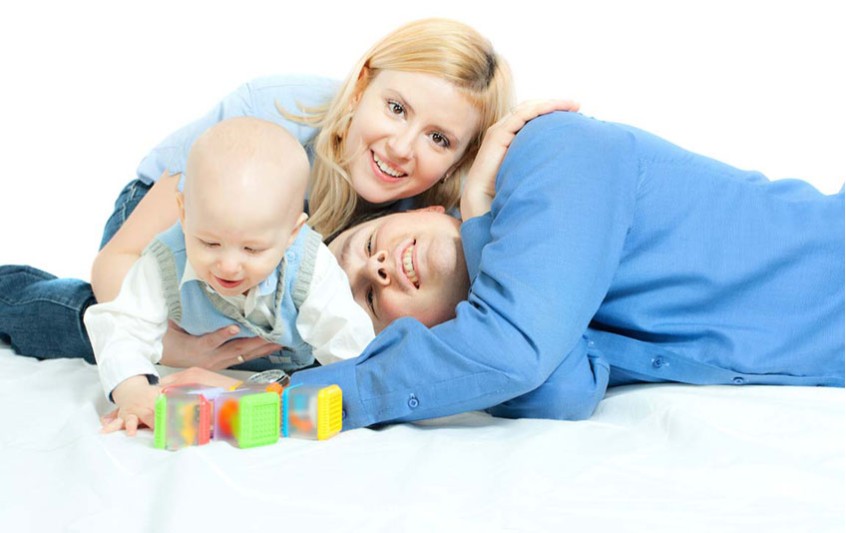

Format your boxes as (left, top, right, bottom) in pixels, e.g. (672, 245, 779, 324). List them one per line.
(402, 241, 419, 288)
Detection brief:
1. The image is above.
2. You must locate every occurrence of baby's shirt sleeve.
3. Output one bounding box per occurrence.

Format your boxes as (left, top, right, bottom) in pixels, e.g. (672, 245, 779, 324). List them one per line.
(295, 244, 375, 365)
(84, 252, 170, 399)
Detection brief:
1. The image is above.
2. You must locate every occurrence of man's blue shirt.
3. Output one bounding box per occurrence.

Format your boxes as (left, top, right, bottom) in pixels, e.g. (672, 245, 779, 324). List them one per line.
(292, 112, 845, 430)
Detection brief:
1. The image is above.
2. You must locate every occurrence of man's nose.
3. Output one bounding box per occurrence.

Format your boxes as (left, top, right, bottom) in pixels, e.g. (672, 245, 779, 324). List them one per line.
(366, 250, 392, 286)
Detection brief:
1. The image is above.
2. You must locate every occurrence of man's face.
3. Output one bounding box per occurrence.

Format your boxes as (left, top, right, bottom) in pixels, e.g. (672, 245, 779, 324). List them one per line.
(329, 207, 470, 333)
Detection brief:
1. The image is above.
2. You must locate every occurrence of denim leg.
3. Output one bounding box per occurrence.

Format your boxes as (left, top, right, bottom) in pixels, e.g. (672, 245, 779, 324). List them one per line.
(1, 180, 153, 362)
(0, 265, 96, 363)
(99, 179, 153, 249)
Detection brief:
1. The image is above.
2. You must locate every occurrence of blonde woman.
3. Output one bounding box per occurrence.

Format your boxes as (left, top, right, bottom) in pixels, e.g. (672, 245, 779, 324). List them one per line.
(0, 18, 575, 370)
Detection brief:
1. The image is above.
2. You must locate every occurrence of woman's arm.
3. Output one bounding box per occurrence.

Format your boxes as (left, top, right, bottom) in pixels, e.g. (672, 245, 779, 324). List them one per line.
(91, 171, 181, 302)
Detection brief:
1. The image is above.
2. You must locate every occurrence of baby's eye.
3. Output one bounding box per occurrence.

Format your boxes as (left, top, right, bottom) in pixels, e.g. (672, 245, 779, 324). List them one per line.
(244, 247, 261, 254)
(366, 233, 373, 256)
(200, 239, 219, 248)
(430, 132, 450, 148)
(387, 100, 405, 116)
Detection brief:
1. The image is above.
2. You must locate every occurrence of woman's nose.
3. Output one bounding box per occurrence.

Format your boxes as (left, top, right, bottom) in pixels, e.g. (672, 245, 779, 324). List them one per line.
(386, 127, 414, 160)
(367, 250, 391, 286)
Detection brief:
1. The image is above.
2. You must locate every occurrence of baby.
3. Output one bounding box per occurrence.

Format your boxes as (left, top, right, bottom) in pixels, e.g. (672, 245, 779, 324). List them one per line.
(85, 117, 374, 433)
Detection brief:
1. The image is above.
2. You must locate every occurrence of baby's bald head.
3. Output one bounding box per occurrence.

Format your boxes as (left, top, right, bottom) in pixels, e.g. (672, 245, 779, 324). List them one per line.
(183, 117, 309, 224)
(177, 118, 311, 297)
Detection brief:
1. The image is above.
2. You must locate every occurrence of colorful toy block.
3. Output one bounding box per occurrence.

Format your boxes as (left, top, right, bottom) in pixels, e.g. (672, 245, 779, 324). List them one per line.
(153, 381, 342, 450)
(282, 384, 343, 440)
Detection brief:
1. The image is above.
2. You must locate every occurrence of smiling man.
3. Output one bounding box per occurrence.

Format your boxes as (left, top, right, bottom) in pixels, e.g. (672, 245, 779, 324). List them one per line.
(291, 111, 844, 431)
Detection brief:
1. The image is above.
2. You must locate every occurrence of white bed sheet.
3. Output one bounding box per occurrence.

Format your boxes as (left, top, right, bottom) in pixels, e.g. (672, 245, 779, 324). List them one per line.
(1, 344, 842, 532)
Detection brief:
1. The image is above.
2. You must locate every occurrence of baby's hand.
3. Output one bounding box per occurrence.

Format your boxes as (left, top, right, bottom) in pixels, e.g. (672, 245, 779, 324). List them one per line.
(102, 375, 161, 436)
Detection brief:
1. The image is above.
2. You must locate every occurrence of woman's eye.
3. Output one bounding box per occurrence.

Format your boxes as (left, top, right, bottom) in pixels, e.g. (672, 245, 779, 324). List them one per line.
(431, 132, 450, 148)
(387, 100, 404, 116)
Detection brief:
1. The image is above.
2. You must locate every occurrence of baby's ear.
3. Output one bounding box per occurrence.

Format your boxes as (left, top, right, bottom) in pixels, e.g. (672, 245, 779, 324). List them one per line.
(287, 213, 309, 248)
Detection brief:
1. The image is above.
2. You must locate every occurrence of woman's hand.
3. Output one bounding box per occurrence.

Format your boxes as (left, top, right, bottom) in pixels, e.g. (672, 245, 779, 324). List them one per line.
(461, 99, 580, 220)
(160, 322, 284, 370)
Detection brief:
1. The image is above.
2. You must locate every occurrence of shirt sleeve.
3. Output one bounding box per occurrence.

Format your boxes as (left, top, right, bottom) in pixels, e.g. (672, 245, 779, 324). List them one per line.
(83, 252, 170, 399)
(292, 112, 639, 430)
(296, 245, 375, 365)
(135, 74, 338, 186)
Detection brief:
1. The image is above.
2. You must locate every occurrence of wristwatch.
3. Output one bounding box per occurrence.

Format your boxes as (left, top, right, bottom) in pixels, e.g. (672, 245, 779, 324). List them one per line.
(246, 369, 291, 387)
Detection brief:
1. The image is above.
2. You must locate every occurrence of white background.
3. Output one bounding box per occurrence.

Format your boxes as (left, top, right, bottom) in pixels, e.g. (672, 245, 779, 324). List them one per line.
(1, 0, 842, 280)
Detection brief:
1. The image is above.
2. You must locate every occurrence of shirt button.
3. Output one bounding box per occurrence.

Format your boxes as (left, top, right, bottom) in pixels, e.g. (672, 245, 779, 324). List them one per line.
(407, 394, 419, 409)
(732, 377, 745, 385)
(651, 356, 665, 369)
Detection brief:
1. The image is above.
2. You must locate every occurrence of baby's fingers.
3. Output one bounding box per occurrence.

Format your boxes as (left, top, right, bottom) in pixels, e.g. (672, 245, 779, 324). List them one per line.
(100, 415, 125, 434)
(124, 414, 140, 437)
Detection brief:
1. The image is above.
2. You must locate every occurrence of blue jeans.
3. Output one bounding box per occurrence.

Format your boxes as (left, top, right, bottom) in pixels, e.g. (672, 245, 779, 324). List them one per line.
(0, 179, 151, 363)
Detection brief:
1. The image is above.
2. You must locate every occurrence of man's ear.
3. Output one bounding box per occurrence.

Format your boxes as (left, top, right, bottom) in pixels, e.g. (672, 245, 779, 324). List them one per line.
(176, 192, 186, 225)
(287, 213, 309, 248)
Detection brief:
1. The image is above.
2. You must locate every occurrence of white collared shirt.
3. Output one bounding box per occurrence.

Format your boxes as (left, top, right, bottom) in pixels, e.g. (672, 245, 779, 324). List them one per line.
(85, 245, 375, 397)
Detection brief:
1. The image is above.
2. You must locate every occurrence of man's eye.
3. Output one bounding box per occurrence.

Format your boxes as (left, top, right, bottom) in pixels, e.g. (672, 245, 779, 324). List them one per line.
(366, 288, 376, 315)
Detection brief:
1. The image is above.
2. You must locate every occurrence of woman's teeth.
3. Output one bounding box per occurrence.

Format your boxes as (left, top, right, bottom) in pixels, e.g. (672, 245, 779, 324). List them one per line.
(373, 153, 406, 178)
(402, 243, 419, 288)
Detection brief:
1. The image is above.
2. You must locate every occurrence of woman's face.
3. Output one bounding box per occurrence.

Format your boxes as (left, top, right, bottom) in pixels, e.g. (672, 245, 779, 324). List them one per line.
(343, 70, 481, 205)
(328, 207, 470, 333)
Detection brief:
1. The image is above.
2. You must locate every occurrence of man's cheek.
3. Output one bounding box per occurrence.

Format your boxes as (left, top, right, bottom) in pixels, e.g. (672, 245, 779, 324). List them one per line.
(380, 297, 410, 325)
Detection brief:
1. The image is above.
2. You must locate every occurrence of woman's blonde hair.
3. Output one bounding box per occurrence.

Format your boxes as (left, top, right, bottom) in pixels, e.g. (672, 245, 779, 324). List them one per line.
(283, 18, 514, 237)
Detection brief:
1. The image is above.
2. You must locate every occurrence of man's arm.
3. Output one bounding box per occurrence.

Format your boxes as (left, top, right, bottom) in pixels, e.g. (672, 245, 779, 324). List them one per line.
(294, 112, 639, 429)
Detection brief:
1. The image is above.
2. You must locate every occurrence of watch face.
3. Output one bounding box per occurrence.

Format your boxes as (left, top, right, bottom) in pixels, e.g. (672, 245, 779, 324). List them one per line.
(246, 369, 291, 387)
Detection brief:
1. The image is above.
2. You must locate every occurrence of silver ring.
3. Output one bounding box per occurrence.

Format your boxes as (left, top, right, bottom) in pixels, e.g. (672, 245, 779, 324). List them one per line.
(236, 354, 245, 364)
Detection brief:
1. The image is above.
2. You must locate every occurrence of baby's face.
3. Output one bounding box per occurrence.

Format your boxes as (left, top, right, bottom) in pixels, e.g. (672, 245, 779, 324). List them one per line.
(181, 191, 300, 298)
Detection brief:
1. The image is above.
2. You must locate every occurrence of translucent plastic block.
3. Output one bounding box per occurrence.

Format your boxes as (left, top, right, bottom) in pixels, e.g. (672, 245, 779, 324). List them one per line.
(213, 389, 280, 449)
(154, 392, 212, 450)
(282, 384, 343, 440)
